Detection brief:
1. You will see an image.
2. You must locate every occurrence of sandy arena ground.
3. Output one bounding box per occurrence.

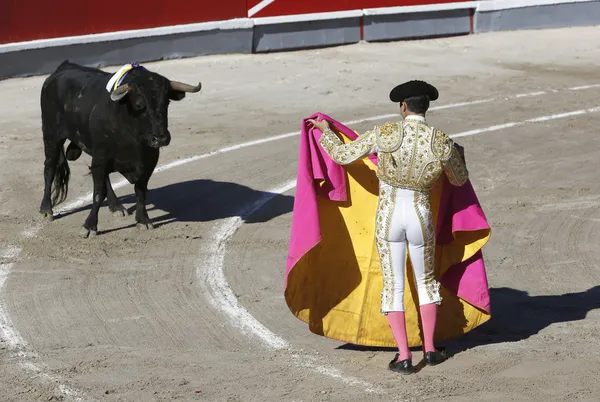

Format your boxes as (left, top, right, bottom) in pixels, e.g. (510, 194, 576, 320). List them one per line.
(1, 26, 600, 402)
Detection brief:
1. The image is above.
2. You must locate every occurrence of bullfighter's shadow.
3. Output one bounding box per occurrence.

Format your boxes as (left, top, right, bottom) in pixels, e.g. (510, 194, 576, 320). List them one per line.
(448, 285, 600, 351)
(57, 179, 294, 229)
(337, 285, 600, 354)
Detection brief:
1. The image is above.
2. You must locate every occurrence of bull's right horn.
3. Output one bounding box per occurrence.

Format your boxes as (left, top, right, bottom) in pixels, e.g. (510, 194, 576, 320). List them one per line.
(110, 84, 131, 101)
(170, 81, 202, 93)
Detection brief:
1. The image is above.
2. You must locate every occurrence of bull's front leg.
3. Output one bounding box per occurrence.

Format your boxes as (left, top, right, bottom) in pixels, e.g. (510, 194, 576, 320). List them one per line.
(80, 161, 108, 238)
(134, 178, 153, 230)
(106, 175, 129, 217)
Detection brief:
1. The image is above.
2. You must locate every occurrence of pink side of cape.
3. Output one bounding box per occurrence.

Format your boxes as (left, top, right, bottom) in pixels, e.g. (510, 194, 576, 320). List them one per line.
(285, 113, 491, 313)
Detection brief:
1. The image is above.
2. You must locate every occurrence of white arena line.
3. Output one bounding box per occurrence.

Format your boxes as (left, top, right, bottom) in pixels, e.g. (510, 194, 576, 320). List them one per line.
(1, 84, 599, 398)
(54, 95, 498, 214)
(52, 82, 600, 214)
(452, 106, 600, 138)
(0, 246, 86, 401)
(197, 179, 384, 394)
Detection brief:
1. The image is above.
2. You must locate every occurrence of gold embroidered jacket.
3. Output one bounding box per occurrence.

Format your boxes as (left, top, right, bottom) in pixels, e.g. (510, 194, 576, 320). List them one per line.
(319, 118, 468, 191)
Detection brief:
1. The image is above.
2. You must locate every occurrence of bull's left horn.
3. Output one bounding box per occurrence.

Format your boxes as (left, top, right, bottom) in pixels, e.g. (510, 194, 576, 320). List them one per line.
(110, 84, 131, 101)
(170, 81, 202, 93)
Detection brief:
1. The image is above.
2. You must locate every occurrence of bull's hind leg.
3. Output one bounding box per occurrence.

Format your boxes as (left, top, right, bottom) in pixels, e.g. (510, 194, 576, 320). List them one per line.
(106, 175, 129, 217)
(39, 137, 67, 221)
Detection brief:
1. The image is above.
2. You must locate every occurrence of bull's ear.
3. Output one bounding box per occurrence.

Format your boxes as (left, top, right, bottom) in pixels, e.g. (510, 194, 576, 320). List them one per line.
(168, 90, 186, 101)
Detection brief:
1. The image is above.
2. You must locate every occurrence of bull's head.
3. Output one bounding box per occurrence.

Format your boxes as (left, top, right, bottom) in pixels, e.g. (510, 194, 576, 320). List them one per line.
(110, 67, 201, 148)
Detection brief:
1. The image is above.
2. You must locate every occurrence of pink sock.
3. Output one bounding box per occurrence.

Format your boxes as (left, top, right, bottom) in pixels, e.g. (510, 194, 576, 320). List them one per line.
(386, 312, 411, 361)
(420, 303, 438, 353)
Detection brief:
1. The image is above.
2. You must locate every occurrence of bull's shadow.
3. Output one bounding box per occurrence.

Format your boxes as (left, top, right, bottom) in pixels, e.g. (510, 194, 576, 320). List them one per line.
(338, 286, 600, 354)
(126, 179, 294, 226)
(58, 179, 294, 228)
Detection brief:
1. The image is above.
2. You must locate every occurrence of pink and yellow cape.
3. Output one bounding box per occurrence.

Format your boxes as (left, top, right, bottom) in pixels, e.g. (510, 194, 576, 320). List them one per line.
(284, 113, 492, 347)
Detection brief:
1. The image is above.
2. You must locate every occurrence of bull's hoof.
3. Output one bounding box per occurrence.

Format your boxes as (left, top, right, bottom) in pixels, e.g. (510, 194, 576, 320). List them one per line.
(79, 227, 98, 238)
(136, 222, 154, 231)
(40, 209, 54, 221)
(111, 208, 130, 218)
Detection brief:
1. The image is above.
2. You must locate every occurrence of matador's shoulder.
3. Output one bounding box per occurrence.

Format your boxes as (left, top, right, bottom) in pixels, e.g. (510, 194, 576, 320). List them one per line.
(431, 128, 453, 160)
(374, 121, 403, 152)
(376, 121, 400, 135)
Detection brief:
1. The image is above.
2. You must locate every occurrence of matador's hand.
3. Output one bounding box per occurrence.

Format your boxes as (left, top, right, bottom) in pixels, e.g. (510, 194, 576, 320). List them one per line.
(307, 117, 331, 133)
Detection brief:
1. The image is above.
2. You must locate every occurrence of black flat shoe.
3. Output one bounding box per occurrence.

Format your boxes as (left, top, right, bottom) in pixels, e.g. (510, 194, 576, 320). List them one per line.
(424, 347, 448, 366)
(388, 353, 414, 375)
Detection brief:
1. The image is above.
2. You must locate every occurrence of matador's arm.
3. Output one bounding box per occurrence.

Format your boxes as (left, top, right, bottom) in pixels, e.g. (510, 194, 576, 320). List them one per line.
(443, 144, 469, 186)
(319, 127, 377, 165)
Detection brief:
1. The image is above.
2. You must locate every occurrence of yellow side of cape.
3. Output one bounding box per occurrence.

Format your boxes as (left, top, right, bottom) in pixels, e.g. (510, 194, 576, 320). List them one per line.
(284, 137, 491, 347)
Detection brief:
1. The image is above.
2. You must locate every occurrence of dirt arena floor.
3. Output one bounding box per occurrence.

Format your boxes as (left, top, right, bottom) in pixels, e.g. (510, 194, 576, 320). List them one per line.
(2, 26, 600, 402)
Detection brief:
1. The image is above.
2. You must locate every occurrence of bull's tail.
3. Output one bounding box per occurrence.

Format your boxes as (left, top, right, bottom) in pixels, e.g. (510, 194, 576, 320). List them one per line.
(51, 144, 70, 206)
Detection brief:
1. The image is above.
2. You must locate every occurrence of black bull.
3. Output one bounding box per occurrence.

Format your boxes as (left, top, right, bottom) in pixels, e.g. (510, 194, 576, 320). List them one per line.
(39, 61, 201, 237)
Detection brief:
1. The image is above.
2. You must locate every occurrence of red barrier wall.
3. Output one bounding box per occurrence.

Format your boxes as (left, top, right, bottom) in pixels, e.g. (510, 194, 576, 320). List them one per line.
(0, 0, 247, 44)
(1, 0, 474, 44)
(248, 0, 471, 18)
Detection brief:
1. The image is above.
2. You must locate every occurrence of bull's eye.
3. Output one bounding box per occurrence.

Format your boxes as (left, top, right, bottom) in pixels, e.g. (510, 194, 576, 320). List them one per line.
(133, 99, 146, 112)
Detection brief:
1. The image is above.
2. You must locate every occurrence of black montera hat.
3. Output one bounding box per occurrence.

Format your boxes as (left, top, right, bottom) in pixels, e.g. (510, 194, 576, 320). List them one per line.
(389, 80, 439, 103)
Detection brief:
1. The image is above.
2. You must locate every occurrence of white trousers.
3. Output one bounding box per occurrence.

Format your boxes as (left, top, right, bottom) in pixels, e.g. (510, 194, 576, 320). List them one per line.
(376, 181, 442, 313)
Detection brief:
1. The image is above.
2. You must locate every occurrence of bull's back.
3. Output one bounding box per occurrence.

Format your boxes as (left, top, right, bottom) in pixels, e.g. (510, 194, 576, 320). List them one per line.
(41, 62, 109, 138)
(42, 61, 109, 104)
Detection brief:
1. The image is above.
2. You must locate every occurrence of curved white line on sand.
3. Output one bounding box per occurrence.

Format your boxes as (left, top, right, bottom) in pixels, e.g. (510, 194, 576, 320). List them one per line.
(198, 180, 295, 350)
(197, 178, 383, 394)
(1, 83, 598, 398)
(0, 246, 86, 401)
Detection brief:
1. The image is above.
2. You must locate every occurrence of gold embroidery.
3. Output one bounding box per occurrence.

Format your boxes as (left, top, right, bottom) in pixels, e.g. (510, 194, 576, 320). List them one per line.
(405, 122, 421, 183)
(413, 192, 441, 305)
(319, 119, 468, 190)
(431, 129, 453, 160)
(372, 120, 467, 192)
(444, 147, 469, 186)
(375, 122, 403, 152)
(376, 182, 397, 312)
(319, 128, 377, 165)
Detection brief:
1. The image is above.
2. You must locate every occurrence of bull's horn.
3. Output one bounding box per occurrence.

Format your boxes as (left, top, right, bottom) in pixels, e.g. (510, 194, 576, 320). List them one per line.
(110, 84, 131, 101)
(170, 81, 202, 93)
